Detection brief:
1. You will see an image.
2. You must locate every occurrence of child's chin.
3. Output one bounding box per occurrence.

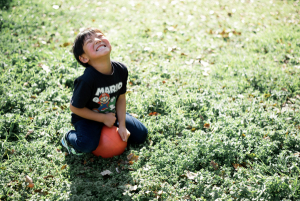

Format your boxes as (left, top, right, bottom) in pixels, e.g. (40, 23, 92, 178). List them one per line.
(96, 49, 111, 55)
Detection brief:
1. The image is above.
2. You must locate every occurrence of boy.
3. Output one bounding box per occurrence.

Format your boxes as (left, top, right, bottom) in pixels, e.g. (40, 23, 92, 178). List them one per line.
(61, 28, 148, 155)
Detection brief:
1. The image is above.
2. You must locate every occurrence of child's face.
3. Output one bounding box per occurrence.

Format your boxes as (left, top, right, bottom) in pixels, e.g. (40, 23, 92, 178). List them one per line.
(80, 32, 111, 63)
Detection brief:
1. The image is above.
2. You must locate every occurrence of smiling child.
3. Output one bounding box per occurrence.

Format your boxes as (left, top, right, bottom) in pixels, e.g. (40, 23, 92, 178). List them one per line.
(61, 28, 148, 155)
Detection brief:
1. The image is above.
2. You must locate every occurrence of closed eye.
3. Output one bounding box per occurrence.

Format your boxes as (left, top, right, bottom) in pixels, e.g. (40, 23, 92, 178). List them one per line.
(85, 39, 92, 45)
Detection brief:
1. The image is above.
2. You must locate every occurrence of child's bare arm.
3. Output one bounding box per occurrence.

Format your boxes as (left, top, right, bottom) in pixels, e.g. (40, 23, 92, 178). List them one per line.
(116, 94, 130, 142)
(70, 104, 116, 127)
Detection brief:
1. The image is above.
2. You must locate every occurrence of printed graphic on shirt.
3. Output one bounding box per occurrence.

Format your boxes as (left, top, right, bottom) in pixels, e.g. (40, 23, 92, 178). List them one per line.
(92, 82, 122, 113)
(92, 94, 117, 113)
(94, 82, 123, 96)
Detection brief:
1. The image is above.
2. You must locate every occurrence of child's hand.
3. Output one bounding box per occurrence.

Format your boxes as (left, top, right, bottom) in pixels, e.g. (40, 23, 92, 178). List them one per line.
(117, 126, 130, 142)
(103, 113, 116, 127)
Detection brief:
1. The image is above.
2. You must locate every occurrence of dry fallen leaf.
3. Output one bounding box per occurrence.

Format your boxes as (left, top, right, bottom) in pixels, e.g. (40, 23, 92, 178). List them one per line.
(62, 42, 71, 47)
(124, 184, 138, 191)
(186, 171, 198, 180)
(127, 153, 134, 160)
(100, 170, 112, 176)
(61, 164, 67, 170)
(129, 185, 138, 191)
(128, 161, 134, 165)
(34, 189, 42, 193)
(117, 159, 127, 165)
(149, 112, 158, 116)
(210, 160, 218, 170)
(25, 129, 34, 138)
(25, 175, 33, 183)
(181, 52, 188, 56)
(132, 156, 139, 162)
(204, 123, 210, 128)
(43, 175, 54, 180)
(127, 153, 139, 164)
(116, 167, 121, 173)
(294, 152, 300, 157)
(232, 163, 243, 170)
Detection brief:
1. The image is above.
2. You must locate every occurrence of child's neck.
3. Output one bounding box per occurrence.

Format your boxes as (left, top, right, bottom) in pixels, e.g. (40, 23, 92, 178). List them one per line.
(89, 57, 112, 75)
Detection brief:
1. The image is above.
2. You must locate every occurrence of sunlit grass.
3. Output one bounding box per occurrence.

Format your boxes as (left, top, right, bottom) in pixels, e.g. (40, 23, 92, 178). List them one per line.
(1, 0, 300, 200)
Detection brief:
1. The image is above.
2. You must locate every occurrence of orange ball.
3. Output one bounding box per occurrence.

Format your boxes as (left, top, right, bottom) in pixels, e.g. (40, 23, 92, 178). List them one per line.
(92, 126, 127, 158)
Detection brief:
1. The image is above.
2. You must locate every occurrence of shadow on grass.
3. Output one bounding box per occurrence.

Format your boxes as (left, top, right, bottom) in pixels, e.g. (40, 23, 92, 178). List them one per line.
(64, 149, 135, 200)
(0, 0, 13, 10)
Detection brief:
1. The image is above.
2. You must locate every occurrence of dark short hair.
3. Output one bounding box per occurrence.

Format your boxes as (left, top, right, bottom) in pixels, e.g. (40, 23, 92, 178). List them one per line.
(72, 28, 104, 67)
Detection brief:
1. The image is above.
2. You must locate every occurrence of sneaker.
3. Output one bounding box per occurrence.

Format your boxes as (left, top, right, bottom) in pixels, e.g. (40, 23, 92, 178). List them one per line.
(61, 131, 83, 156)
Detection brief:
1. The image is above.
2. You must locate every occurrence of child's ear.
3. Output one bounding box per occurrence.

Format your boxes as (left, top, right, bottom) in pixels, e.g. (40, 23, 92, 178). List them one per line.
(79, 55, 89, 63)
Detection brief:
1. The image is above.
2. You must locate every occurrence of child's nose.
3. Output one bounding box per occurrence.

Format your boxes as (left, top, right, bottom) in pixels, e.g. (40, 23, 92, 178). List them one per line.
(95, 38, 102, 43)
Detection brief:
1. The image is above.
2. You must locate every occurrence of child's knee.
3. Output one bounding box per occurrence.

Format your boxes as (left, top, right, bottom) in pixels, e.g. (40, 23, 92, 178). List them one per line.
(140, 128, 148, 143)
(138, 134, 148, 144)
(132, 127, 148, 144)
(77, 137, 99, 153)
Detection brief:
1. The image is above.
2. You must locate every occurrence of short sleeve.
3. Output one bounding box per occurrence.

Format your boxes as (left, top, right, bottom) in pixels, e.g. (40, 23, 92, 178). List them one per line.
(70, 78, 92, 108)
(119, 64, 128, 94)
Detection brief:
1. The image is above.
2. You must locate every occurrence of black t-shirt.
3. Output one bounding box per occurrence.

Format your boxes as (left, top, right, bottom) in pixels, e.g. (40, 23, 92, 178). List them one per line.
(71, 61, 128, 124)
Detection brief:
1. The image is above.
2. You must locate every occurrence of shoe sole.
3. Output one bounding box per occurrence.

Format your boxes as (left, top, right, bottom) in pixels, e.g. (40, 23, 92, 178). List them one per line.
(61, 133, 83, 156)
(61, 135, 71, 154)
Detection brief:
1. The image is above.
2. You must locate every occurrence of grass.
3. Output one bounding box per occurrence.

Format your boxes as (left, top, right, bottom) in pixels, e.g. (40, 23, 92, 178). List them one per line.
(1, 0, 300, 200)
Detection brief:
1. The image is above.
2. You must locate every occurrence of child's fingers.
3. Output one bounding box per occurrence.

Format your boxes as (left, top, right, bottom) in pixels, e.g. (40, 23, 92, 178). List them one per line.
(108, 112, 115, 116)
(124, 130, 130, 141)
(123, 132, 127, 141)
(117, 128, 130, 142)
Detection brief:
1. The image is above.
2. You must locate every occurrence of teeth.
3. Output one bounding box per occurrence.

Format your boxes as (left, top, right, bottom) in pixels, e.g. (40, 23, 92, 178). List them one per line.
(96, 45, 106, 51)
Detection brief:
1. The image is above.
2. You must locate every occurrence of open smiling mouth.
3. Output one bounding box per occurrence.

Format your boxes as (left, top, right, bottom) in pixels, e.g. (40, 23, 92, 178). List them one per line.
(96, 45, 107, 51)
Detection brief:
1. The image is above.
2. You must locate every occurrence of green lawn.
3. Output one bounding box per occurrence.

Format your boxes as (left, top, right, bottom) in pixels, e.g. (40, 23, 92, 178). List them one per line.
(1, 0, 300, 200)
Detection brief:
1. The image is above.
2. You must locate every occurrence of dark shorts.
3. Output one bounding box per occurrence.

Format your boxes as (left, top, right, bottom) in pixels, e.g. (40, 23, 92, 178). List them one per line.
(67, 113, 148, 153)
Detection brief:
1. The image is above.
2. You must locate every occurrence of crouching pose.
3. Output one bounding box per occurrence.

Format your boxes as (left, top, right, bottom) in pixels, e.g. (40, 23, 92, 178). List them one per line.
(61, 28, 148, 155)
